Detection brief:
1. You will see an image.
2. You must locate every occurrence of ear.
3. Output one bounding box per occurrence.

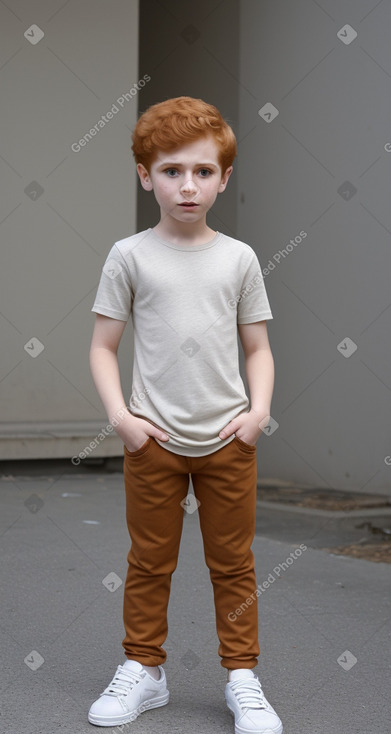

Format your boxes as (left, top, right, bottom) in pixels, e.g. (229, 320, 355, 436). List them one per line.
(136, 163, 154, 191)
(218, 166, 233, 193)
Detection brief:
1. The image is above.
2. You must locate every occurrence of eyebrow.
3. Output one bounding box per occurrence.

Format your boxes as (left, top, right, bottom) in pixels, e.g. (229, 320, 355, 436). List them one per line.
(157, 161, 219, 169)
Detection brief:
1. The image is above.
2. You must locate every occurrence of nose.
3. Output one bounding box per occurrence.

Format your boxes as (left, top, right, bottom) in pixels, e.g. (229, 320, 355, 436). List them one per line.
(180, 174, 199, 196)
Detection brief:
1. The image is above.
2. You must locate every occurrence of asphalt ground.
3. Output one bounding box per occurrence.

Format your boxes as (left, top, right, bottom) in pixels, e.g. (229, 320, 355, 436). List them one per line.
(1, 463, 390, 734)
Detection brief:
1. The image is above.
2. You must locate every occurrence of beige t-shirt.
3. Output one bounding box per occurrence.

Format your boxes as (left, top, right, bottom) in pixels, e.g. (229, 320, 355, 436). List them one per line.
(91, 227, 273, 456)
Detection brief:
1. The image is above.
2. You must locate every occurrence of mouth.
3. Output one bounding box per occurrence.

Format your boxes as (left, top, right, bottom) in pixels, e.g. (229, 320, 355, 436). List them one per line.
(179, 202, 199, 207)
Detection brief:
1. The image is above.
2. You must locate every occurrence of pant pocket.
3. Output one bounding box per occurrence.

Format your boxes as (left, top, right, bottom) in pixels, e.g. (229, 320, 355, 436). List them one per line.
(124, 437, 153, 458)
(233, 435, 257, 453)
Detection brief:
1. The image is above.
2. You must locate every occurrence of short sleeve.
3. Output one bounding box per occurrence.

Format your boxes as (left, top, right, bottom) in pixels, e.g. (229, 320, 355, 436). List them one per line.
(91, 244, 133, 321)
(237, 250, 273, 324)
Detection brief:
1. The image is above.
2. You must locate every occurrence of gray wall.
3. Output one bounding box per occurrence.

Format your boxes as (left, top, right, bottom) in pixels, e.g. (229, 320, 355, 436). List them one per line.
(238, 0, 391, 493)
(2, 0, 390, 496)
(136, 0, 391, 494)
(0, 0, 139, 458)
(136, 0, 240, 237)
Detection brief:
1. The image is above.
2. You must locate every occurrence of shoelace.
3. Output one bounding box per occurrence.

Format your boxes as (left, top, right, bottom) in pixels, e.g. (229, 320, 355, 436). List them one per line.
(102, 665, 144, 697)
(230, 677, 268, 710)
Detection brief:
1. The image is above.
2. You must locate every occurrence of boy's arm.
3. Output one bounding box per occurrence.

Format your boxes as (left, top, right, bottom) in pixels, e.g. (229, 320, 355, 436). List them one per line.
(89, 314, 169, 451)
(218, 321, 274, 445)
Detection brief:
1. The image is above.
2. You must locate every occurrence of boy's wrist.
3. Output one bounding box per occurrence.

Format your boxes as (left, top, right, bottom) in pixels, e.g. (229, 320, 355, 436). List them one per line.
(108, 405, 129, 424)
(249, 406, 271, 430)
(249, 406, 270, 417)
(107, 406, 133, 434)
(111, 412, 136, 440)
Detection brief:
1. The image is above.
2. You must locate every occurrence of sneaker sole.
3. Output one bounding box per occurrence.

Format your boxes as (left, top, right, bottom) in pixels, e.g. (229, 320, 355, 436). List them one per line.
(88, 691, 169, 727)
(227, 704, 283, 734)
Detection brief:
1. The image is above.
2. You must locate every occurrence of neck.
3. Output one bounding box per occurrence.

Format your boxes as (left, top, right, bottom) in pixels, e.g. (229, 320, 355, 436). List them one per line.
(153, 216, 215, 245)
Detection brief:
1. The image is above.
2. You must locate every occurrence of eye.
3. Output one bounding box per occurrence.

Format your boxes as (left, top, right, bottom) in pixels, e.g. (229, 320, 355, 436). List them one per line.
(164, 168, 178, 177)
(199, 169, 212, 177)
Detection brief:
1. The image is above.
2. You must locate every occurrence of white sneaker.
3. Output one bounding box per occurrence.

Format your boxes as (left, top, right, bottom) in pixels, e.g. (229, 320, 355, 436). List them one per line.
(88, 659, 169, 727)
(225, 670, 283, 734)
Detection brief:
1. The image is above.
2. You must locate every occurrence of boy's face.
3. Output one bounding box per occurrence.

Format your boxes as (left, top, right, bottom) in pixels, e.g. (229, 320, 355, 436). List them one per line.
(136, 135, 233, 226)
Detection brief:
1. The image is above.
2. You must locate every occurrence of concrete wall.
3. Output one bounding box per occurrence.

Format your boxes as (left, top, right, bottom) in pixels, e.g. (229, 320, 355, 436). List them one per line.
(136, 0, 240, 237)
(0, 0, 139, 458)
(237, 0, 391, 493)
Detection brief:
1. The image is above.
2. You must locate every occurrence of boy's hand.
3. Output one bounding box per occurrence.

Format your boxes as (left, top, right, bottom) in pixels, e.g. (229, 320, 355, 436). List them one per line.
(116, 414, 170, 452)
(219, 408, 270, 446)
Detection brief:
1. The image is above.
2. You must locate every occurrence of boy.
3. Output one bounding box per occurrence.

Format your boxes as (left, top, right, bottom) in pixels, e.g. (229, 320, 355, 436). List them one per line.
(88, 96, 283, 734)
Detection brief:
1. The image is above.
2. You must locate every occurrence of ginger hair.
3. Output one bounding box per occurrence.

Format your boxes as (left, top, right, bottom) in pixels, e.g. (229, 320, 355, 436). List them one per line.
(131, 96, 237, 174)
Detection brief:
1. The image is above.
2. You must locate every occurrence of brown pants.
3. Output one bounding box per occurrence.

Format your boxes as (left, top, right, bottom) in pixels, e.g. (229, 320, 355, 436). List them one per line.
(122, 435, 260, 670)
